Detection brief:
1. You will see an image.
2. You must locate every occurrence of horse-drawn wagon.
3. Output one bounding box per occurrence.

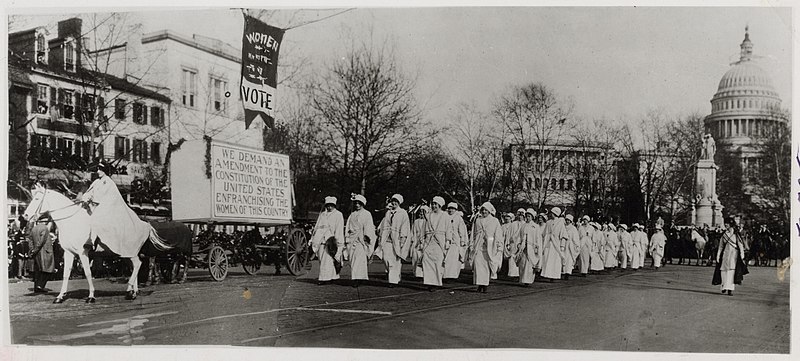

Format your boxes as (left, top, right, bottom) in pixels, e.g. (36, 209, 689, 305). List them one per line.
(166, 138, 312, 282)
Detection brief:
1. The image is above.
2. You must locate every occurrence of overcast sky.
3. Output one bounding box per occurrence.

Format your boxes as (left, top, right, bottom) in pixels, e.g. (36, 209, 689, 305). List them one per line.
(8, 6, 793, 126)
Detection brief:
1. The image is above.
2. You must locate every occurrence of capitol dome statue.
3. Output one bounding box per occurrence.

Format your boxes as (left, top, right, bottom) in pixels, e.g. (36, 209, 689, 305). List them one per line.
(704, 26, 788, 172)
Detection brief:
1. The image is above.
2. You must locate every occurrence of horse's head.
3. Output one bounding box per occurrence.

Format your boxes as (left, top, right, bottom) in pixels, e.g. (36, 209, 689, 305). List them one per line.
(22, 183, 48, 221)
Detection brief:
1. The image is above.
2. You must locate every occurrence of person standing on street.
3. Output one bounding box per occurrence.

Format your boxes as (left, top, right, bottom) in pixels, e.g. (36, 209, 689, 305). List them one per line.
(617, 224, 632, 270)
(311, 196, 345, 285)
(345, 194, 376, 287)
(377, 194, 410, 288)
(516, 208, 540, 286)
(505, 209, 525, 277)
(422, 196, 448, 290)
(635, 223, 648, 269)
(589, 222, 605, 274)
(650, 225, 667, 270)
(444, 202, 468, 280)
(534, 212, 547, 274)
(540, 207, 566, 281)
(29, 214, 55, 293)
(713, 217, 748, 296)
(577, 216, 592, 276)
(563, 214, 580, 279)
(470, 202, 504, 293)
(629, 224, 642, 270)
(410, 205, 430, 278)
(603, 221, 619, 270)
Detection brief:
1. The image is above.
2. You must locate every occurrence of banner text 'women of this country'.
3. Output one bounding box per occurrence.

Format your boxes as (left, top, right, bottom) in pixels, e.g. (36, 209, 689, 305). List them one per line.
(211, 145, 291, 220)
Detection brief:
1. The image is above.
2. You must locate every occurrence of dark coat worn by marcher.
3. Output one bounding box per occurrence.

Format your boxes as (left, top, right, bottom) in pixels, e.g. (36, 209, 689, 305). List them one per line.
(30, 223, 55, 273)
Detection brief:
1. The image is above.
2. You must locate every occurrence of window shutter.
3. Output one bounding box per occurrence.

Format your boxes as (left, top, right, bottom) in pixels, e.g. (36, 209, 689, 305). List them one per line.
(125, 138, 131, 160)
(57, 89, 65, 104)
(74, 92, 83, 121)
(160, 108, 165, 127)
(142, 140, 148, 162)
(50, 86, 57, 105)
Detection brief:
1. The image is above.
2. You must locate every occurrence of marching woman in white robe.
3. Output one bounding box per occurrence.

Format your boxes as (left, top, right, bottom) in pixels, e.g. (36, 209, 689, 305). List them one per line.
(443, 203, 468, 279)
(470, 202, 504, 293)
(409, 206, 429, 278)
(81, 163, 151, 257)
(577, 216, 592, 276)
(540, 207, 566, 281)
(562, 214, 580, 279)
(629, 224, 642, 270)
(650, 225, 667, 270)
(311, 196, 345, 284)
(504, 209, 525, 277)
(345, 194, 376, 287)
(516, 208, 540, 285)
(377, 194, 410, 287)
(617, 224, 632, 270)
(534, 213, 547, 273)
(636, 224, 648, 268)
(589, 222, 606, 273)
(422, 196, 448, 289)
(603, 223, 619, 269)
(714, 219, 747, 296)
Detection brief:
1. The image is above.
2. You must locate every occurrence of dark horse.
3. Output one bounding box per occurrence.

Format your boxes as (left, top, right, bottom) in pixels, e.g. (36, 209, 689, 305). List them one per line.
(140, 221, 193, 285)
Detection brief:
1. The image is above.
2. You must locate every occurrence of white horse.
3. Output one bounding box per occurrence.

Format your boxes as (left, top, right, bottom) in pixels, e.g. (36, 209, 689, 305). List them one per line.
(22, 184, 171, 303)
(690, 228, 707, 266)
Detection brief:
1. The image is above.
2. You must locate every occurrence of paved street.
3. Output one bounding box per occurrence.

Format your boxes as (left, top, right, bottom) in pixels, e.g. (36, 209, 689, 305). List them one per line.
(6, 260, 790, 352)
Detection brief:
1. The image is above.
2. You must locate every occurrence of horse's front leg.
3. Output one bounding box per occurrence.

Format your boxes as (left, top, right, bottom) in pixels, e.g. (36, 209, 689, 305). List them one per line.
(78, 251, 96, 303)
(54, 251, 75, 303)
(126, 256, 143, 300)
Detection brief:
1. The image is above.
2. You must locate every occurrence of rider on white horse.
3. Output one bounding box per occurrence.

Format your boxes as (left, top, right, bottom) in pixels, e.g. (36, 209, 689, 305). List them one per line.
(81, 163, 151, 257)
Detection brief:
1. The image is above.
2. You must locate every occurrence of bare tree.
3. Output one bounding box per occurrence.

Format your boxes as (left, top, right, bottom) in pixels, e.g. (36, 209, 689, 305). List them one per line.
(493, 82, 575, 209)
(305, 38, 432, 195)
(570, 117, 625, 217)
(620, 109, 674, 225)
(446, 103, 506, 213)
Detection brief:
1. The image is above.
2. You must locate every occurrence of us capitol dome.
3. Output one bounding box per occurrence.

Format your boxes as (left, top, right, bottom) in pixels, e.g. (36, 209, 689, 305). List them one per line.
(704, 27, 787, 165)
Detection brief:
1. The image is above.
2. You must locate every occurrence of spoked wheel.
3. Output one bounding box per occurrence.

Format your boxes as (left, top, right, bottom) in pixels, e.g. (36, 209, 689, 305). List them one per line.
(285, 228, 309, 276)
(242, 248, 262, 276)
(207, 246, 228, 281)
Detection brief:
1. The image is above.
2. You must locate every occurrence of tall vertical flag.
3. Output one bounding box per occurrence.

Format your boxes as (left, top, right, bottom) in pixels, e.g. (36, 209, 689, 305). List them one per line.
(241, 15, 285, 129)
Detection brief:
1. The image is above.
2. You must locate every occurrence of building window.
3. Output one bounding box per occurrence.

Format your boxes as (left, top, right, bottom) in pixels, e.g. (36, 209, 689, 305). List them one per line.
(212, 78, 227, 112)
(115, 136, 130, 160)
(559, 179, 565, 191)
(550, 179, 557, 190)
(151, 142, 162, 164)
(567, 179, 573, 190)
(182, 69, 197, 107)
(64, 41, 76, 72)
(132, 139, 149, 163)
(59, 90, 74, 119)
(36, 33, 47, 64)
(115, 99, 126, 120)
(151, 106, 164, 127)
(133, 103, 144, 124)
(36, 84, 49, 114)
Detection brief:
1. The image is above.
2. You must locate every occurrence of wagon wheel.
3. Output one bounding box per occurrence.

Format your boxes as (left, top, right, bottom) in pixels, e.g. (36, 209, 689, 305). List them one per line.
(241, 247, 262, 276)
(207, 246, 228, 281)
(285, 228, 310, 276)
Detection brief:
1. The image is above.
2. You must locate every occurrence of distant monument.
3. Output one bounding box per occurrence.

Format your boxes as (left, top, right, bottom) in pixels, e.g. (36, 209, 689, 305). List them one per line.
(692, 134, 724, 228)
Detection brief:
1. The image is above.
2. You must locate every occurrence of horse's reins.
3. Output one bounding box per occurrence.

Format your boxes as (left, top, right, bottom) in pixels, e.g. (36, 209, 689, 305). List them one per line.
(30, 190, 88, 222)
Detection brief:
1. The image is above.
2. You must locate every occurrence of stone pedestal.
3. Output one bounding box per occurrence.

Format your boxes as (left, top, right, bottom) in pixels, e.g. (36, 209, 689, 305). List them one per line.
(693, 159, 724, 228)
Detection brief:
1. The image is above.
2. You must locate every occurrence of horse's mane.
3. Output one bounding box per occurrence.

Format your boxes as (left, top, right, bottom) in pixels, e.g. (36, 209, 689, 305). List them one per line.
(41, 188, 74, 209)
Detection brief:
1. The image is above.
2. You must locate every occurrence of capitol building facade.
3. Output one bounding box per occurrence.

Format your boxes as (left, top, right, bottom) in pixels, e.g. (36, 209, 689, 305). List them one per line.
(703, 27, 789, 190)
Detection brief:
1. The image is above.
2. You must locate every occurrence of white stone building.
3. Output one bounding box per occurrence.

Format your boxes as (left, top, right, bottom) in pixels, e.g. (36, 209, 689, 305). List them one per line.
(90, 27, 264, 150)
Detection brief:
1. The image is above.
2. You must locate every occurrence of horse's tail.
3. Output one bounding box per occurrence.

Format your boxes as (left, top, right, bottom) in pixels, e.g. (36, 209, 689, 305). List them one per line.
(148, 225, 173, 251)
